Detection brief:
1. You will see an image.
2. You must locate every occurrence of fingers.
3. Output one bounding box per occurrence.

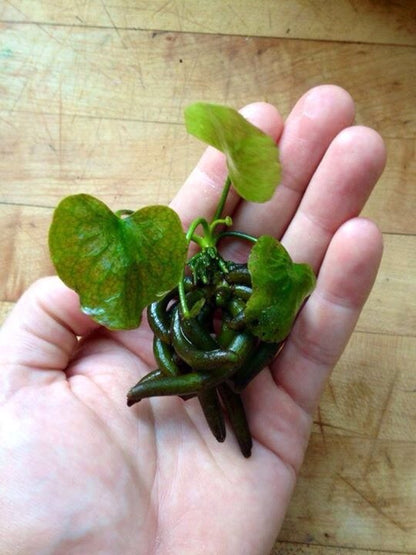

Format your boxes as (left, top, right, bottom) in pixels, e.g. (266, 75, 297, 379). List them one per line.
(281, 125, 386, 271)
(272, 217, 384, 415)
(0, 277, 100, 399)
(170, 101, 284, 230)
(229, 85, 356, 247)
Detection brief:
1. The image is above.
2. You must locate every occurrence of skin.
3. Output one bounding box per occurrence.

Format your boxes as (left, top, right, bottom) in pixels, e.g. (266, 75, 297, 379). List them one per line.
(0, 85, 385, 555)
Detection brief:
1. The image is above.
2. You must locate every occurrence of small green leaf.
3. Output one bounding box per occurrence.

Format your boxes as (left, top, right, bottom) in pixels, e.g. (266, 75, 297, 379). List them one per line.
(185, 103, 280, 203)
(245, 235, 316, 342)
(49, 194, 187, 329)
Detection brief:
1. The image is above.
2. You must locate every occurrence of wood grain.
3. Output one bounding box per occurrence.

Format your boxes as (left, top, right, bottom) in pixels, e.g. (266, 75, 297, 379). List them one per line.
(1, 111, 414, 234)
(2, 0, 415, 46)
(279, 434, 415, 550)
(1, 24, 414, 139)
(0, 3, 415, 553)
(0, 301, 14, 325)
(272, 546, 403, 555)
(318, 333, 416, 442)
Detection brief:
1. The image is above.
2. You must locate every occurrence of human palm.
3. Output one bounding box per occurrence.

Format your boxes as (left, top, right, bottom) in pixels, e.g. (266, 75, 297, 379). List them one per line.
(0, 85, 385, 555)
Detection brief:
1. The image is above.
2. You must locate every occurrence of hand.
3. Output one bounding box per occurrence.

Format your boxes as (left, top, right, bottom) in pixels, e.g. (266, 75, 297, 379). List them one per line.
(0, 85, 385, 555)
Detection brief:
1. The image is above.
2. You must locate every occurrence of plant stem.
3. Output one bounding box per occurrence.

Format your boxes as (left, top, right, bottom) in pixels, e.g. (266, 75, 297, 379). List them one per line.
(178, 273, 190, 318)
(217, 230, 258, 244)
(180, 183, 234, 315)
(213, 176, 232, 222)
(186, 217, 212, 247)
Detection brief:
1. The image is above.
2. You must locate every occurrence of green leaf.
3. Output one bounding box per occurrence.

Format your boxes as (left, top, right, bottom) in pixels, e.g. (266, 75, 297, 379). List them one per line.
(49, 194, 187, 329)
(184, 103, 280, 203)
(245, 235, 316, 342)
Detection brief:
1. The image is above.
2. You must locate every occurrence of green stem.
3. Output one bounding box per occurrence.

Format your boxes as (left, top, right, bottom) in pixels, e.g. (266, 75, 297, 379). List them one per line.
(178, 272, 190, 318)
(180, 217, 213, 317)
(217, 230, 258, 244)
(213, 176, 232, 222)
(180, 198, 233, 314)
(209, 216, 232, 235)
(186, 217, 212, 247)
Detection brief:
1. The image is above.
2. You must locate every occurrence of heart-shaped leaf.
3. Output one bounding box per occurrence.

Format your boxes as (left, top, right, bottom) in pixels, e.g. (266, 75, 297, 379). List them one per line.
(245, 235, 316, 342)
(49, 194, 187, 329)
(185, 103, 280, 203)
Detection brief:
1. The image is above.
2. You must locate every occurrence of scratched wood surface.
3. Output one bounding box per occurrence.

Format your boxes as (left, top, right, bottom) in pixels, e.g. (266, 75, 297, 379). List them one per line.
(1, 2, 415, 553)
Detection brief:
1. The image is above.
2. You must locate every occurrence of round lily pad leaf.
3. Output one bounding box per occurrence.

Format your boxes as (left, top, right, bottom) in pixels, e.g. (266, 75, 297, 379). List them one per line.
(245, 235, 316, 342)
(49, 194, 187, 329)
(185, 103, 281, 203)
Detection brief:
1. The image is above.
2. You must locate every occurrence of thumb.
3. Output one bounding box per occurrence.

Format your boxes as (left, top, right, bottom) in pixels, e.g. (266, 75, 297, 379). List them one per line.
(0, 277, 100, 400)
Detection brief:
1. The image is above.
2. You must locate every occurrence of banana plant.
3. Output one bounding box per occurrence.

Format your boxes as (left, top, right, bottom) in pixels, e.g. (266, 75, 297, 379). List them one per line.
(49, 103, 316, 457)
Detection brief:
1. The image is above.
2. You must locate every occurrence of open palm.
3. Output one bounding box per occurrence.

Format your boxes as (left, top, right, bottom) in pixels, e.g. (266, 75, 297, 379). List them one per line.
(0, 85, 385, 555)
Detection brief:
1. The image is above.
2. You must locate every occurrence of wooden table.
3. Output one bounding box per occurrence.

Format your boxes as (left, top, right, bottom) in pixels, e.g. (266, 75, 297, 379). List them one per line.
(1, 2, 415, 553)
